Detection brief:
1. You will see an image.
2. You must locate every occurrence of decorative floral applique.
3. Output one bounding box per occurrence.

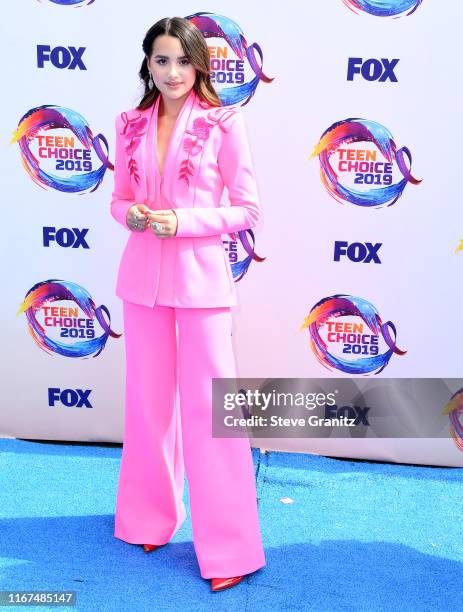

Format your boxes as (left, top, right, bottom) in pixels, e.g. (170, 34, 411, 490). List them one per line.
(179, 107, 237, 186)
(120, 111, 148, 185)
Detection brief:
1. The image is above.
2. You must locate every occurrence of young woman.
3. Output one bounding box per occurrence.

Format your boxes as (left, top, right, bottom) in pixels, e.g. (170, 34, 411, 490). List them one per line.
(110, 16, 266, 592)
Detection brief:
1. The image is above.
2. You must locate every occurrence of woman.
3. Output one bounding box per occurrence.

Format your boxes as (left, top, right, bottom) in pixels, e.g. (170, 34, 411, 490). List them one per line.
(110, 16, 266, 592)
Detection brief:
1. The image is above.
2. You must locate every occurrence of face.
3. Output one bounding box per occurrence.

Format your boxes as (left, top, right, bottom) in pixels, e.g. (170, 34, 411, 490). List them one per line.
(147, 34, 197, 102)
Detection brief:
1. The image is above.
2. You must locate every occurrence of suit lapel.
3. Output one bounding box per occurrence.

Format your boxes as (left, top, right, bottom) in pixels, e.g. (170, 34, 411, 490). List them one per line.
(130, 89, 201, 207)
(161, 88, 197, 206)
(143, 96, 160, 205)
(168, 93, 234, 206)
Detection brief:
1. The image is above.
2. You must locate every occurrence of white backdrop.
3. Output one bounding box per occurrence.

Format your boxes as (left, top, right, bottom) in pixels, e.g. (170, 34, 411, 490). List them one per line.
(2, 0, 462, 466)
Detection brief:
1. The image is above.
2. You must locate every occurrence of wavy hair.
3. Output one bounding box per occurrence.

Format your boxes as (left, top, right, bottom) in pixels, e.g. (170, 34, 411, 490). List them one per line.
(137, 16, 221, 110)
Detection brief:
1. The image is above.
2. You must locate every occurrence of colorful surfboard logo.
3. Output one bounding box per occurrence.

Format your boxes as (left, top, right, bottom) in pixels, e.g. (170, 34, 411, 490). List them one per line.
(38, 0, 95, 6)
(18, 280, 121, 358)
(185, 12, 273, 106)
(224, 229, 266, 281)
(310, 118, 421, 208)
(341, 0, 423, 17)
(300, 294, 406, 375)
(11, 105, 113, 193)
(442, 389, 463, 452)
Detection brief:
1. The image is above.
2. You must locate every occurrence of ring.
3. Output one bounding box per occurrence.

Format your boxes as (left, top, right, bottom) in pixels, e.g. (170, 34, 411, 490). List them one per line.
(151, 221, 162, 232)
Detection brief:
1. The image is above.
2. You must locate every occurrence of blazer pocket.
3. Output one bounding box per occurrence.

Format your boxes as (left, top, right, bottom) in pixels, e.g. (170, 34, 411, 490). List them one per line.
(191, 233, 222, 255)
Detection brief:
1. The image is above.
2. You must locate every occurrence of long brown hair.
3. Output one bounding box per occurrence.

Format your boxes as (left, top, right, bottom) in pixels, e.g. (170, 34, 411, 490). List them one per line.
(137, 17, 221, 110)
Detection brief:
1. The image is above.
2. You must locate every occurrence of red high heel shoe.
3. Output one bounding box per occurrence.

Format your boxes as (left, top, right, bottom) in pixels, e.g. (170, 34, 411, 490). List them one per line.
(143, 544, 160, 553)
(210, 576, 243, 591)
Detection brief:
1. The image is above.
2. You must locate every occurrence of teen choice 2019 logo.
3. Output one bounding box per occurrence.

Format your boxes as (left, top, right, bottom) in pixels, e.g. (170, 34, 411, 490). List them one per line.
(442, 389, 463, 452)
(223, 229, 266, 281)
(341, 0, 422, 17)
(18, 280, 121, 358)
(310, 118, 421, 208)
(39, 1, 95, 6)
(185, 12, 273, 106)
(11, 105, 113, 193)
(300, 294, 406, 375)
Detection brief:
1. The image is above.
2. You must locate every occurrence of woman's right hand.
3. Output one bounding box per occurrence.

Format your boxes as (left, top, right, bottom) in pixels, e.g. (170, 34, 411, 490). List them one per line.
(126, 204, 150, 232)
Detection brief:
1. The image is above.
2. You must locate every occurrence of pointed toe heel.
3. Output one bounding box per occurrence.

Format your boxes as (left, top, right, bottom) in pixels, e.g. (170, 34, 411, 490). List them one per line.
(143, 544, 160, 553)
(210, 576, 243, 591)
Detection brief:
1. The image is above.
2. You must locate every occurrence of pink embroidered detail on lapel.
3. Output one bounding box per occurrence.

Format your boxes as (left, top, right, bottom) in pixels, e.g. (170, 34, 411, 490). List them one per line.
(179, 105, 237, 186)
(120, 111, 148, 186)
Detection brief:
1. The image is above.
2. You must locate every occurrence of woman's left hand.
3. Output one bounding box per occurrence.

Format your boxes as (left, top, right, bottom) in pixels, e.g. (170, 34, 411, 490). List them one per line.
(147, 209, 178, 238)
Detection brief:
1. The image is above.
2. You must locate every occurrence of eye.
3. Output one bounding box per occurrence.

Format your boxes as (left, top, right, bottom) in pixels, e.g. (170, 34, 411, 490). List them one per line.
(156, 59, 167, 65)
(180, 59, 190, 65)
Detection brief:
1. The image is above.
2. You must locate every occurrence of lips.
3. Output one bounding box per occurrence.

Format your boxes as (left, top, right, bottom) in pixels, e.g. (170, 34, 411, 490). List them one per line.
(166, 82, 182, 87)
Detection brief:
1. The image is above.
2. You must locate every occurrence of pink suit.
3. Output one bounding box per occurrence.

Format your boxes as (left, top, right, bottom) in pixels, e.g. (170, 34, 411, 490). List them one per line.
(110, 89, 266, 578)
(110, 88, 261, 307)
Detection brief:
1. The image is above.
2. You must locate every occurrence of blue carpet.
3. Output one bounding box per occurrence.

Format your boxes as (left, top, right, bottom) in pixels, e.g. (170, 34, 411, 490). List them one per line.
(0, 438, 462, 611)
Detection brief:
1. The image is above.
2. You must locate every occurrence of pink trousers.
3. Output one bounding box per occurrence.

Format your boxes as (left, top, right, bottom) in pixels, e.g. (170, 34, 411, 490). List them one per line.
(114, 300, 266, 579)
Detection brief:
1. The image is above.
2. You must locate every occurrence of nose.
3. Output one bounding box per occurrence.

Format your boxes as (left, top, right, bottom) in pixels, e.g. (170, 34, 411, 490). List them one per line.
(168, 64, 179, 78)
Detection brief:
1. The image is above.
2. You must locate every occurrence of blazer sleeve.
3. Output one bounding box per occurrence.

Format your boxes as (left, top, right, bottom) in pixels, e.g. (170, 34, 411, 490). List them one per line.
(110, 113, 135, 229)
(174, 111, 262, 238)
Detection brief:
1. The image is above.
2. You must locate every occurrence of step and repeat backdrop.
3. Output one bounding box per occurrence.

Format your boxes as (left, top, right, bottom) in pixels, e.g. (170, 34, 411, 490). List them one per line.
(2, 0, 463, 466)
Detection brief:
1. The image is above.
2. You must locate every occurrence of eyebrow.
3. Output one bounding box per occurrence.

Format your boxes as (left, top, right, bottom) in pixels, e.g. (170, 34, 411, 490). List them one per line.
(153, 54, 188, 59)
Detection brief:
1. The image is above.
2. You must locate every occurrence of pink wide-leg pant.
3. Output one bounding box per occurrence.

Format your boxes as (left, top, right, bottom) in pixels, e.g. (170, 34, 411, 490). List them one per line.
(114, 300, 266, 579)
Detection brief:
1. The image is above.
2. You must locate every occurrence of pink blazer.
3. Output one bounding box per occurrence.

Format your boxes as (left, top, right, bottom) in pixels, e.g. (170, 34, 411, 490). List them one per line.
(110, 88, 262, 307)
